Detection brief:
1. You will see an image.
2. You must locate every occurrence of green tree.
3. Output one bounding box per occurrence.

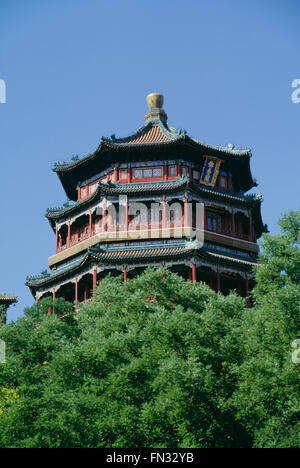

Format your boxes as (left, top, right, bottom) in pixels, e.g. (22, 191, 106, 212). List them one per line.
(231, 210, 300, 447)
(0, 211, 298, 448)
(0, 270, 249, 448)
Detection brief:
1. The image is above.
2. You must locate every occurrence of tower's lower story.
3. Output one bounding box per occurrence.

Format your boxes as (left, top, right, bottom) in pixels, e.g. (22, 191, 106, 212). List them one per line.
(27, 238, 256, 309)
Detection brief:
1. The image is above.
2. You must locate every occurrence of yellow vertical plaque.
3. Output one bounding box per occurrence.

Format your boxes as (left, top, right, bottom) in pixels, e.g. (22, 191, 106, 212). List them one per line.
(200, 157, 222, 187)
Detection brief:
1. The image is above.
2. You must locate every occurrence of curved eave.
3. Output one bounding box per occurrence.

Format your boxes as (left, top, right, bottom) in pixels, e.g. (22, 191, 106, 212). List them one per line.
(0, 296, 18, 304)
(46, 186, 101, 230)
(52, 125, 254, 200)
(53, 124, 251, 173)
(184, 136, 251, 157)
(26, 247, 193, 291)
(53, 142, 105, 173)
(26, 244, 257, 294)
(46, 177, 258, 230)
(26, 254, 89, 291)
(207, 251, 258, 268)
(252, 199, 267, 239)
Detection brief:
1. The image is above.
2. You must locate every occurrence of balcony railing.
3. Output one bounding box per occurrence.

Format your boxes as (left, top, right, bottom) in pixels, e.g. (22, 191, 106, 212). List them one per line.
(206, 226, 250, 241)
(56, 222, 251, 253)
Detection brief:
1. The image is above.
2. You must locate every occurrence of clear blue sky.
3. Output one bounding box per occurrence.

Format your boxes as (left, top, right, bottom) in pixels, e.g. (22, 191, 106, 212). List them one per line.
(0, 0, 299, 321)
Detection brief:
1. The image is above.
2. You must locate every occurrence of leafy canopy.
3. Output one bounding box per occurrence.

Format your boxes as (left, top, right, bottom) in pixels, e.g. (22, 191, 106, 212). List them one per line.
(0, 210, 298, 448)
(0, 270, 248, 448)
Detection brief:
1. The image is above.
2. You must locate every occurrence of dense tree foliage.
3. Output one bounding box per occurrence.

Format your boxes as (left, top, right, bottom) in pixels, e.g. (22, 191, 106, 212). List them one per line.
(0, 274, 249, 448)
(231, 210, 300, 447)
(0, 211, 298, 448)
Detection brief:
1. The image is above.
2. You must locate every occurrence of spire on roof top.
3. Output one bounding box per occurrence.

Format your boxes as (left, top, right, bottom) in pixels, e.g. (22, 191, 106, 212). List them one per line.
(145, 93, 168, 124)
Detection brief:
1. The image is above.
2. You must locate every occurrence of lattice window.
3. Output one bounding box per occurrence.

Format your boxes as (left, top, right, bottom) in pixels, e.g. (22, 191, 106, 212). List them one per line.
(153, 168, 163, 177)
(144, 169, 153, 178)
(168, 166, 176, 176)
(133, 167, 163, 179)
(133, 169, 143, 178)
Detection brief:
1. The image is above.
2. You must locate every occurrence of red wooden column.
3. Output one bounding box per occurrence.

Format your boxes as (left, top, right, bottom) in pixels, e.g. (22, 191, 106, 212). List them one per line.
(231, 211, 235, 237)
(163, 164, 168, 181)
(217, 270, 221, 293)
(67, 221, 71, 248)
(245, 276, 251, 308)
(177, 163, 182, 178)
(249, 213, 254, 242)
(123, 269, 127, 284)
(237, 281, 242, 297)
(93, 268, 97, 296)
(113, 166, 119, 183)
(128, 166, 132, 183)
(102, 199, 107, 232)
(191, 263, 196, 282)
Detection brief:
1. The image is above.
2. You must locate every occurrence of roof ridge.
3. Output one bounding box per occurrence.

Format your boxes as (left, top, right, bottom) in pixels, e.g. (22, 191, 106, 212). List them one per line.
(100, 120, 183, 146)
(188, 137, 251, 156)
(46, 177, 257, 221)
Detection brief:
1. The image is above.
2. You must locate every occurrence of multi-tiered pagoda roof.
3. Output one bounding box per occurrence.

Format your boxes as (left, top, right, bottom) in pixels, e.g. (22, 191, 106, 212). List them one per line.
(53, 119, 256, 200)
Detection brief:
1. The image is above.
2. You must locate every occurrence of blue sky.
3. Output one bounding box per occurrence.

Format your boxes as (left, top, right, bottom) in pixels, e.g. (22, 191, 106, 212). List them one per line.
(0, 0, 299, 320)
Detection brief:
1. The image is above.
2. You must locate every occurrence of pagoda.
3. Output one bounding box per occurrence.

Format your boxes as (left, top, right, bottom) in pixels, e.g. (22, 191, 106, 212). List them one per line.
(0, 295, 17, 325)
(26, 93, 267, 307)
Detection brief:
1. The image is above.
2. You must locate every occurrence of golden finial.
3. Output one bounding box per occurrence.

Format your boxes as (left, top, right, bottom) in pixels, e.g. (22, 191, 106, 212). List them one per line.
(146, 93, 164, 109)
(145, 93, 167, 123)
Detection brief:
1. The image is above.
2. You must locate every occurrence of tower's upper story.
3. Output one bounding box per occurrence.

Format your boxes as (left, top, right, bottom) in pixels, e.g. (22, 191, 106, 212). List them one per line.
(52, 93, 257, 202)
(27, 94, 267, 301)
(43, 94, 267, 271)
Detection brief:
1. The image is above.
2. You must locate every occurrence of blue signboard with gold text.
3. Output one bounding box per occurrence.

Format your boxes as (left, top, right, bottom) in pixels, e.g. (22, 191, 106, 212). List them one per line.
(200, 157, 222, 187)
